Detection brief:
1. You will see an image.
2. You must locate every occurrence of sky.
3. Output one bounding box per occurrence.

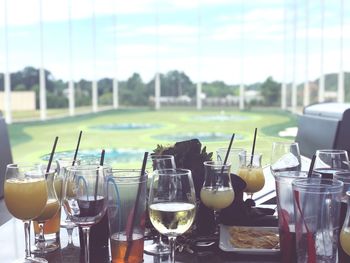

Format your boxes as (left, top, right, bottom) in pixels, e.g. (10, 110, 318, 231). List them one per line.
(0, 0, 349, 85)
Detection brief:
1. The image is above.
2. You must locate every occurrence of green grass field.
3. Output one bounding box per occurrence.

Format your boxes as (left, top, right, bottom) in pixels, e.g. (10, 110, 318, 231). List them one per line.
(8, 107, 297, 167)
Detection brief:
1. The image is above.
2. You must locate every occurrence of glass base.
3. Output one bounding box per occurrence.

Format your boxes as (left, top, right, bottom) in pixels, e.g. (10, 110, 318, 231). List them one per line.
(31, 240, 60, 254)
(13, 256, 48, 263)
(144, 240, 170, 255)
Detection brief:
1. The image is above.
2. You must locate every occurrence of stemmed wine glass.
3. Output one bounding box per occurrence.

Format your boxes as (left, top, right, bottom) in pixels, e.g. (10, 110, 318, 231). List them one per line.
(148, 169, 196, 263)
(200, 161, 234, 232)
(4, 164, 48, 263)
(32, 169, 60, 254)
(56, 157, 81, 248)
(270, 142, 301, 174)
(62, 165, 108, 263)
(314, 149, 349, 179)
(144, 154, 176, 255)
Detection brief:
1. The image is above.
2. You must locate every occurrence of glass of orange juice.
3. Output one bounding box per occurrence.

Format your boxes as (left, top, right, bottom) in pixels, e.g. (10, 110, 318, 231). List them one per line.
(237, 152, 265, 199)
(4, 164, 48, 263)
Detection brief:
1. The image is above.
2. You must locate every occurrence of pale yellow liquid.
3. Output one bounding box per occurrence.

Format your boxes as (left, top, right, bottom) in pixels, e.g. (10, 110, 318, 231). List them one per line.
(340, 228, 350, 256)
(4, 178, 48, 220)
(34, 198, 60, 222)
(149, 202, 195, 236)
(237, 167, 265, 194)
(200, 187, 235, 210)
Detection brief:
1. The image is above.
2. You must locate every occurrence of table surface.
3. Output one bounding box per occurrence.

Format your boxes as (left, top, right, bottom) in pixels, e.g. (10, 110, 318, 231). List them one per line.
(0, 165, 287, 263)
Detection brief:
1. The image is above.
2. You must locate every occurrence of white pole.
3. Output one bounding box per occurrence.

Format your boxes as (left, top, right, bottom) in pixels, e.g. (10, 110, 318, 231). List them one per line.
(68, 0, 75, 116)
(91, 0, 98, 112)
(338, 0, 344, 103)
(39, 0, 47, 121)
(318, 0, 325, 103)
(239, 0, 245, 110)
(112, 0, 118, 109)
(196, 0, 202, 110)
(281, 0, 287, 110)
(291, 0, 297, 113)
(303, 0, 310, 107)
(155, 0, 160, 110)
(3, 0, 12, 124)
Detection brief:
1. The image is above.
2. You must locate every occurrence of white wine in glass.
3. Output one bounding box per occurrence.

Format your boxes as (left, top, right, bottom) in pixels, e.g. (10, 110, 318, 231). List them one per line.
(148, 169, 196, 263)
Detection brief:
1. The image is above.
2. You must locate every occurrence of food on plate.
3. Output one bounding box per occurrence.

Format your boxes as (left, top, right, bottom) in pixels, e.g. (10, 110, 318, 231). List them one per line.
(228, 226, 279, 249)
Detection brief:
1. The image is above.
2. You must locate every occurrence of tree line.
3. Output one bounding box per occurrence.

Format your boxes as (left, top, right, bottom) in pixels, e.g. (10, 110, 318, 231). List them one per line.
(3, 66, 343, 109)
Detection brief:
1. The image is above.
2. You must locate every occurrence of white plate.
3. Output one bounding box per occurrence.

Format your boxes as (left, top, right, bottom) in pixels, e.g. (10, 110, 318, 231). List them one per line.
(219, 225, 280, 255)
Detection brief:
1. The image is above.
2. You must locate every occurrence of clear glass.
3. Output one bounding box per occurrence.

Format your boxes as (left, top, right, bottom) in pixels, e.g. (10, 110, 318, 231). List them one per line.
(270, 142, 301, 174)
(237, 152, 265, 199)
(32, 169, 60, 254)
(314, 149, 349, 179)
(200, 161, 234, 233)
(107, 169, 148, 263)
(62, 165, 108, 263)
(56, 158, 81, 248)
(148, 169, 196, 263)
(216, 147, 245, 174)
(4, 164, 48, 263)
(341, 192, 350, 257)
(292, 178, 343, 263)
(144, 154, 176, 255)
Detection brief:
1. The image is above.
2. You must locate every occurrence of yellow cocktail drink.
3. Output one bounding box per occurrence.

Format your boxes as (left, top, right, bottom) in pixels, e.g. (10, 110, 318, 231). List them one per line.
(4, 178, 48, 220)
(340, 228, 350, 256)
(200, 187, 234, 210)
(237, 167, 265, 194)
(34, 199, 60, 222)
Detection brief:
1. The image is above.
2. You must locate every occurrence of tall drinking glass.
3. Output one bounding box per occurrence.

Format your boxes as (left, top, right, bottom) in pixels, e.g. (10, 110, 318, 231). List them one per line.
(4, 164, 48, 263)
(314, 149, 349, 179)
(149, 169, 196, 263)
(200, 161, 234, 232)
(62, 165, 108, 263)
(32, 169, 60, 254)
(144, 154, 176, 255)
(270, 142, 301, 174)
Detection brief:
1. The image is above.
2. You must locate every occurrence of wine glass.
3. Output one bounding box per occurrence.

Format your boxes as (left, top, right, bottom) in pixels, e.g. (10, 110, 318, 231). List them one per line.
(62, 165, 108, 263)
(144, 154, 176, 255)
(200, 161, 234, 232)
(32, 169, 60, 254)
(237, 152, 265, 199)
(56, 157, 81, 248)
(314, 149, 349, 179)
(4, 164, 48, 263)
(148, 169, 196, 263)
(270, 142, 301, 174)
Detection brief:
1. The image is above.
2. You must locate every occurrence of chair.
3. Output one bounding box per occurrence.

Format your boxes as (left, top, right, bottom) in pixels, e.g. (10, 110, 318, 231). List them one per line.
(0, 117, 13, 199)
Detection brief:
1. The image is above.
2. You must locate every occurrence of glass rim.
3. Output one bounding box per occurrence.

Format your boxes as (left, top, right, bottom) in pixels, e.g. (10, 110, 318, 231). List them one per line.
(156, 168, 192, 176)
(316, 149, 348, 154)
(347, 191, 350, 197)
(203, 160, 231, 168)
(238, 152, 262, 157)
(292, 178, 344, 193)
(109, 169, 147, 180)
(65, 164, 110, 172)
(273, 170, 309, 180)
(149, 154, 174, 160)
(334, 171, 350, 180)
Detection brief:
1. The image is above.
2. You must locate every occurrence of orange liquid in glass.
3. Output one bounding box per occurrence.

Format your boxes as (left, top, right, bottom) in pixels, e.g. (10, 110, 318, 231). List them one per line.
(33, 208, 61, 235)
(110, 232, 144, 263)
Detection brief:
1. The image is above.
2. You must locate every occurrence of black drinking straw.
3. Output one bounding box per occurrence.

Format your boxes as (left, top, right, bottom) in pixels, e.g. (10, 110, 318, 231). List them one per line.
(94, 149, 105, 200)
(124, 151, 148, 261)
(223, 133, 235, 165)
(72, 130, 82, 166)
(46, 136, 59, 176)
(250, 128, 258, 166)
(308, 154, 316, 178)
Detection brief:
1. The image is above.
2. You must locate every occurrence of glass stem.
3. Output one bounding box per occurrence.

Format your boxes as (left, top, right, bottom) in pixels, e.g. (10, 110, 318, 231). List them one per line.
(38, 222, 45, 242)
(168, 237, 176, 263)
(67, 228, 74, 246)
(82, 227, 91, 263)
(158, 234, 164, 245)
(24, 221, 31, 259)
(214, 210, 220, 235)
